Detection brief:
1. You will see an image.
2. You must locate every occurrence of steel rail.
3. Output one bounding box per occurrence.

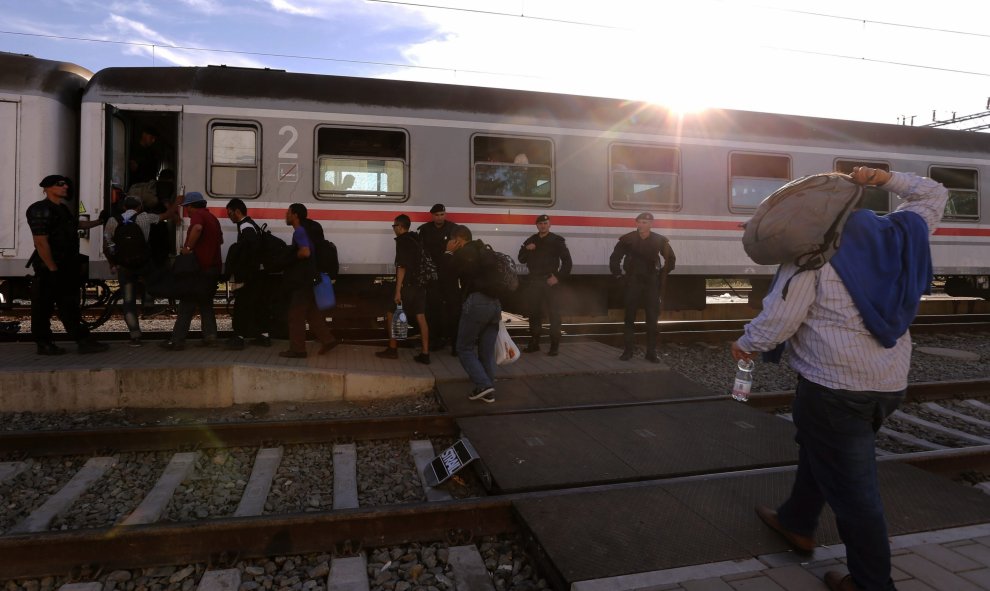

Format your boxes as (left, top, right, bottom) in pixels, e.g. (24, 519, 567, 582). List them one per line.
(2, 445, 989, 579)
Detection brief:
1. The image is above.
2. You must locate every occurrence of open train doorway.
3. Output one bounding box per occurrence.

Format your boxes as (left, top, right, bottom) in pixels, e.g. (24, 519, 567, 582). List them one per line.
(104, 107, 180, 216)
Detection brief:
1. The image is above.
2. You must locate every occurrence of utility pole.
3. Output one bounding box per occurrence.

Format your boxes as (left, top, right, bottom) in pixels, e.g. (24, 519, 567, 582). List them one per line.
(920, 98, 990, 131)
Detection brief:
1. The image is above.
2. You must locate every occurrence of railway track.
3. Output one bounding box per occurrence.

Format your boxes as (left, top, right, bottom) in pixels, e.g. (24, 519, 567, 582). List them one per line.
(2, 379, 990, 579)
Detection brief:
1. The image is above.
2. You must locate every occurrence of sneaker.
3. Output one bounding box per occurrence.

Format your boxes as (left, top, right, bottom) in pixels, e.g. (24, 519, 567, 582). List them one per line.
(225, 336, 246, 351)
(36, 342, 67, 356)
(619, 349, 634, 361)
(468, 386, 496, 403)
(413, 352, 431, 365)
(129, 337, 143, 348)
(278, 350, 307, 358)
(250, 335, 272, 347)
(78, 339, 110, 355)
(375, 347, 399, 359)
(160, 340, 186, 351)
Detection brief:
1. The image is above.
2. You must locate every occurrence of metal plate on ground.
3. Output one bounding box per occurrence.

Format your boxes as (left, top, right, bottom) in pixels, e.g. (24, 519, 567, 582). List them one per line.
(457, 403, 796, 493)
(877, 461, 990, 532)
(515, 484, 753, 586)
(458, 413, 638, 492)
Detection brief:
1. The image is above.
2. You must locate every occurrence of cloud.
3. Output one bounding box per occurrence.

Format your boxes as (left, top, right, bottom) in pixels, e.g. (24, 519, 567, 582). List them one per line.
(178, 0, 226, 14)
(269, 0, 317, 16)
(106, 14, 266, 68)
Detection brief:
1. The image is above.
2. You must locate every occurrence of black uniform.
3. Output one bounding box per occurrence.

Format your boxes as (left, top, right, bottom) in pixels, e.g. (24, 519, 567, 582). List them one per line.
(517, 232, 572, 351)
(417, 219, 460, 349)
(228, 216, 272, 343)
(25, 198, 90, 347)
(609, 231, 676, 356)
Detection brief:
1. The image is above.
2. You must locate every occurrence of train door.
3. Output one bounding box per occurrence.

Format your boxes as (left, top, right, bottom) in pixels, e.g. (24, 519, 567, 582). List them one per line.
(0, 100, 16, 251)
(102, 105, 180, 215)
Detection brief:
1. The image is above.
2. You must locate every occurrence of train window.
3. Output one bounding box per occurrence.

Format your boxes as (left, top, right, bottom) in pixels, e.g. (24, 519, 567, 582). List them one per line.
(930, 166, 979, 220)
(729, 152, 790, 210)
(609, 144, 679, 209)
(834, 160, 891, 213)
(209, 121, 260, 198)
(472, 135, 553, 205)
(316, 127, 407, 201)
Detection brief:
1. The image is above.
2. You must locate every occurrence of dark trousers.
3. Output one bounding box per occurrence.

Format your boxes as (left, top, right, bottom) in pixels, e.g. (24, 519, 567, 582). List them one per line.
(287, 288, 334, 353)
(622, 274, 659, 352)
(232, 278, 270, 339)
(777, 377, 902, 591)
(425, 274, 461, 346)
(527, 277, 561, 346)
(118, 265, 148, 338)
(31, 266, 88, 344)
(171, 269, 220, 344)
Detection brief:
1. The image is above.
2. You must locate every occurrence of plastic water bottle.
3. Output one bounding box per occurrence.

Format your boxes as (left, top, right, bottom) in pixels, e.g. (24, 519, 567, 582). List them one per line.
(392, 304, 409, 340)
(732, 358, 755, 402)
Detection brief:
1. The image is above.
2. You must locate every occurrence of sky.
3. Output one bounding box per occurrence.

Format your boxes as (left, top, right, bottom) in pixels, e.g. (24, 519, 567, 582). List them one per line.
(3, 0, 990, 129)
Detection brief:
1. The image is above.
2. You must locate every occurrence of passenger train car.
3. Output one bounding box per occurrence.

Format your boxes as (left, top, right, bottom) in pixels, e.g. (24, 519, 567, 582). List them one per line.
(4, 51, 990, 313)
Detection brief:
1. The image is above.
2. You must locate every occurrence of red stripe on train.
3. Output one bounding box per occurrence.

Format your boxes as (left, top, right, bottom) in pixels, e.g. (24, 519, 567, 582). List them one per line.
(202, 207, 990, 236)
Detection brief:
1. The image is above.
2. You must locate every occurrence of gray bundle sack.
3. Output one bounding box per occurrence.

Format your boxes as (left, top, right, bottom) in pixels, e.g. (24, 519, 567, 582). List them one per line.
(742, 173, 863, 271)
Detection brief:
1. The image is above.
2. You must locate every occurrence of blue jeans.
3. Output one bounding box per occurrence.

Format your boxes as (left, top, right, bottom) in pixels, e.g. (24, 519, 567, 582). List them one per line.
(118, 264, 152, 338)
(777, 377, 903, 591)
(456, 292, 501, 390)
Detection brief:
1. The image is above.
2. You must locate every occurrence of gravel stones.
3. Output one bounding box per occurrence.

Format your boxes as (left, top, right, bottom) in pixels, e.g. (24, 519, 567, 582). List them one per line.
(163, 448, 254, 521)
(357, 440, 426, 506)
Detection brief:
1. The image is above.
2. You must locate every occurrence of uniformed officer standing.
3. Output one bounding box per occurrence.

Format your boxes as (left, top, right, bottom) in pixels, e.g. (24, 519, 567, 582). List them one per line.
(25, 175, 109, 355)
(609, 212, 676, 362)
(518, 214, 572, 356)
(417, 203, 460, 354)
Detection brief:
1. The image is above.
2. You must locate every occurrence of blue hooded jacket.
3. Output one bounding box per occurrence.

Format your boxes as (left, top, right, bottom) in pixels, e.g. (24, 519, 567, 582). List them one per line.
(829, 208, 932, 348)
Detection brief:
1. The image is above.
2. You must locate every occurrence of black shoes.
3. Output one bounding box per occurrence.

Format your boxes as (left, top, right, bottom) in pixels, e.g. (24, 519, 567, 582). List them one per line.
(645, 351, 659, 363)
(278, 350, 307, 358)
(523, 343, 540, 353)
(413, 352, 431, 365)
(251, 335, 272, 347)
(37, 342, 67, 356)
(547, 342, 559, 356)
(318, 340, 339, 355)
(468, 386, 495, 403)
(375, 347, 399, 359)
(619, 349, 634, 361)
(160, 340, 186, 351)
(77, 339, 109, 355)
(128, 337, 143, 348)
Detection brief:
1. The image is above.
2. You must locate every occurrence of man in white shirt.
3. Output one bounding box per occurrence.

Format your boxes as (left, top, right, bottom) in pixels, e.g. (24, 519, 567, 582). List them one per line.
(734, 167, 948, 591)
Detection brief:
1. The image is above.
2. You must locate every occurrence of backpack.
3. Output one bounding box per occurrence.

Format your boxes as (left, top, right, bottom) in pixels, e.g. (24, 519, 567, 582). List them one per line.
(742, 173, 862, 298)
(414, 240, 439, 288)
(302, 218, 340, 278)
(482, 243, 520, 297)
(106, 215, 149, 269)
(245, 220, 289, 273)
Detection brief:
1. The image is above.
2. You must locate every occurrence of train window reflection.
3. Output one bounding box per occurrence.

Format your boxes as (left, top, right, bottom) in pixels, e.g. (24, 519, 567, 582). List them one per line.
(316, 126, 407, 201)
(930, 166, 979, 220)
(209, 122, 260, 198)
(835, 159, 890, 214)
(471, 135, 553, 205)
(609, 144, 679, 210)
(730, 152, 790, 210)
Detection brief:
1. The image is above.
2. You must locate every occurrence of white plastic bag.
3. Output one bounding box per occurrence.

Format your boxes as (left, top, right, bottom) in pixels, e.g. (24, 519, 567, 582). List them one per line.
(495, 320, 520, 366)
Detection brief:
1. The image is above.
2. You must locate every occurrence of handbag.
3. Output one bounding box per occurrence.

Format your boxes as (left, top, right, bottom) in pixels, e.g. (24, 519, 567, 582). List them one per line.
(173, 252, 200, 276)
(495, 320, 520, 366)
(313, 272, 336, 311)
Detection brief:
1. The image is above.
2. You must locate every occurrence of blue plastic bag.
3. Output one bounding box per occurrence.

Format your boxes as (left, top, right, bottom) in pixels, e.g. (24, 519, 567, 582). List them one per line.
(313, 272, 336, 311)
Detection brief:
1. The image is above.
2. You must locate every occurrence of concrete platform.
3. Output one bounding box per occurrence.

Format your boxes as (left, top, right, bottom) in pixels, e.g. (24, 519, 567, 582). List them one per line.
(514, 462, 990, 589)
(0, 340, 670, 413)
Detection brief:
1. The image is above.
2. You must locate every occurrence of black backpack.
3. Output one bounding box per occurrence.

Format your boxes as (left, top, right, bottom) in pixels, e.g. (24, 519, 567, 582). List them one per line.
(303, 218, 339, 278)
(414, 242, 439, 288)
(245, 220, 289, 273)
(482, 243, 519, 297)
(106, 216, 149, 269)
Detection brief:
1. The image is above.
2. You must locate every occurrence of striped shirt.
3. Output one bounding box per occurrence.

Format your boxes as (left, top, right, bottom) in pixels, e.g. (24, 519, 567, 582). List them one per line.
(736, 172, 948, 392)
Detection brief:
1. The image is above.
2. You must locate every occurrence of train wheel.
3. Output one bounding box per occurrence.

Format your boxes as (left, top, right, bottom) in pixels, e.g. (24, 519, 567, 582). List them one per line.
(80, 279, 121, 331)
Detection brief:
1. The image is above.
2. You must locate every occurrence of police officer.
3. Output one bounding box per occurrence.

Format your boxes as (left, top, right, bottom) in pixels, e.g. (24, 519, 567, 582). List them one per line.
(609, 212, 676, 362)
(26, 174, 109, 355)
(518, 214, 571, 356)
(417, 203, 460, 354)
